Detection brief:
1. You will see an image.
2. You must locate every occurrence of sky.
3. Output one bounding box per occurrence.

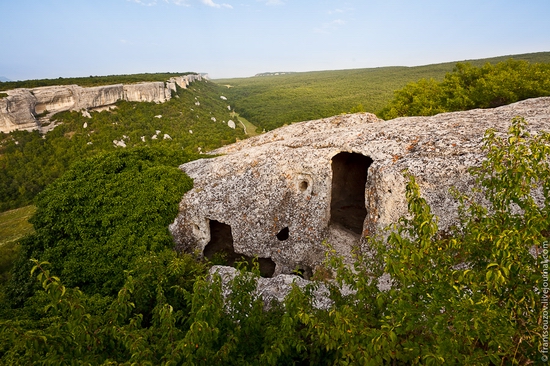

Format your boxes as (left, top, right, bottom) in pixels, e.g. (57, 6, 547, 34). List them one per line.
(1, 0, 549, 81)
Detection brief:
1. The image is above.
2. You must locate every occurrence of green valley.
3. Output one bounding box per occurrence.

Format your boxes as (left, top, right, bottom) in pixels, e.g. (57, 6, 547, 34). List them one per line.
(216, 51, 550, 131)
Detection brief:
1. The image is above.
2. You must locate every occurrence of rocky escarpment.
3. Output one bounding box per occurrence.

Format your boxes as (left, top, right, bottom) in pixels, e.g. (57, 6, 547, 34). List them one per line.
(170, 97, 550, 279)
(0, 74, 202, 133)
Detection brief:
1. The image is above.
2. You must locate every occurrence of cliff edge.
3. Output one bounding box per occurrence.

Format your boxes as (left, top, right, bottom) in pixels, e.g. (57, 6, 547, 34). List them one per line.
(0, 74, 202, 133)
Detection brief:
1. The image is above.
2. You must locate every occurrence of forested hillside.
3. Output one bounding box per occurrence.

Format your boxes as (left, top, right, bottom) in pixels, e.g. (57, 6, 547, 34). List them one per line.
(0, 79, 244, 211)
(216, 52, 550, 131)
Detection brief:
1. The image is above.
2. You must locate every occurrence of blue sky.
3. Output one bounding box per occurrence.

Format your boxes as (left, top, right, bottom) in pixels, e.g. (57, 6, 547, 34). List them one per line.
(1, 0, 549, 80)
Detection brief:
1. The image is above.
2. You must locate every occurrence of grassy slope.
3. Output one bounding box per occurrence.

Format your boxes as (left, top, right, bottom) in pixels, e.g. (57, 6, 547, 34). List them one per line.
(230, 112, 260, 136)
(0, 79, 245, 212)
(0, 205, 35, 246)
(0, 205, 36, 290)
(216, 51, 550, 131)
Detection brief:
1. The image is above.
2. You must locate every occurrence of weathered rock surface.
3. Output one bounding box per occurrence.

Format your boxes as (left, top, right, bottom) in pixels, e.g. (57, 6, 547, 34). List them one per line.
(170, 97, 550, 278)
(210, 265, 334, 310)
(0, 74, 202, 133)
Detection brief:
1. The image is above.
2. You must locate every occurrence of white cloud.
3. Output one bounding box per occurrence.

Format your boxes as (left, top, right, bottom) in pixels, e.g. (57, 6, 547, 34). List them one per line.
(171, 0, 191, 5)
(314, 19, 347, 34)
(260, 0, 284, 5)
(128, 0, 158, 6)
(128, 0, 190, 6)
(201, 0, 233, 8)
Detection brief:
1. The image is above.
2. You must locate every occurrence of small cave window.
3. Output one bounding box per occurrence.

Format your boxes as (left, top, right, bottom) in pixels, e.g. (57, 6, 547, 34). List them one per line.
(293, 265, 313, 280)
(276, 227, 289, 241)
(299, 181, 308, 191)
(257, 257, 276, 278)
(204, 220, 276, 278)
(330, 152, 373, 235)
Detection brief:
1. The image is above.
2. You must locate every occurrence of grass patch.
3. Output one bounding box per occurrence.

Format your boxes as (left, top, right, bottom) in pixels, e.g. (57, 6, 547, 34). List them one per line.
(0, 205, 36, 246)
(0, 205, 35, 289)
(231, 112, 260, 136)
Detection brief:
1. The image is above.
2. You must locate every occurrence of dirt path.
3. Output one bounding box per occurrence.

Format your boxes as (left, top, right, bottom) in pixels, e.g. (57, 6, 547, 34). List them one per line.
(231, 112, 260, 137)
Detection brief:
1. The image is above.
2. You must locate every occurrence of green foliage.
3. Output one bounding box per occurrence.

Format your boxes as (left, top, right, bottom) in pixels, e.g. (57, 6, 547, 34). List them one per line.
(0, 252, 206, 365)
(0, 118, 547, 364)
(6, 147, 195, 302)
(379, 60, 550, 119)
(217, 52, 550, 131)
(0, 79, 245, 212)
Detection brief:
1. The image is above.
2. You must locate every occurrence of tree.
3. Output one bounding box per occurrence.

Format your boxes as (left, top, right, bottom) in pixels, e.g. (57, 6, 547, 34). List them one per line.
(6, 146, 194, 303)
(379, 60, 550, 119)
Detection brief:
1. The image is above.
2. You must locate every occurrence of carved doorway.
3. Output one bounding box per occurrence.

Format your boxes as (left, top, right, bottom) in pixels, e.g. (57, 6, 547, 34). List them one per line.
(330, 152, 373, 234)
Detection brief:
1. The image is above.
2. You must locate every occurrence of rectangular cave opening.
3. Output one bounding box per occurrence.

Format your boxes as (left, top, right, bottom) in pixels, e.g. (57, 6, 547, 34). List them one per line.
(204, 220, 275, 278)
(330, 152, 373, 235)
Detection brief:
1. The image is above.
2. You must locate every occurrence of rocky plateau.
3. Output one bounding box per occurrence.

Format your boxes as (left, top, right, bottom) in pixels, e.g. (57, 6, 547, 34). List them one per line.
(0, 74, 202, 133)
(170, 97, 550, 281)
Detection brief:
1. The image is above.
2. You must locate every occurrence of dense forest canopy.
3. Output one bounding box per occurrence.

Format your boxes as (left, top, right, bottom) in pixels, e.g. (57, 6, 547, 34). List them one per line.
(0, 79, 244, 211)
(216, 51, 550, 131)
(5, 147, 195, 304)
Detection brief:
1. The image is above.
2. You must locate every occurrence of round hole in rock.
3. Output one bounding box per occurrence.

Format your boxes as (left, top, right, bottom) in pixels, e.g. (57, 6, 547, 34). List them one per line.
(299, 180, 308, 191)
(276, 227, 289, 241)
(293, 265, 313, 280)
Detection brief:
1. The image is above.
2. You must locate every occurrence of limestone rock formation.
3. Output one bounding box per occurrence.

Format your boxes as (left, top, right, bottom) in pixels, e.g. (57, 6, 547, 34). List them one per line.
(170, 97, 550, 278)
(0, 74, 202, 133)
(0, 89, 38, 131)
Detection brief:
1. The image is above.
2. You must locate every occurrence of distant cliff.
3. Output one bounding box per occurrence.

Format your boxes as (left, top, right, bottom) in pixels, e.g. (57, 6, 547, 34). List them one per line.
(0, 74, 202, 133)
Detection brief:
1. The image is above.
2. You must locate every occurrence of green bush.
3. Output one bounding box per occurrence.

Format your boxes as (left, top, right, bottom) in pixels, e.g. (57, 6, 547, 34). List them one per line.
(5, 146, 194, 303)
(1, 118, 546, 364)
(379, 60, 550, 119)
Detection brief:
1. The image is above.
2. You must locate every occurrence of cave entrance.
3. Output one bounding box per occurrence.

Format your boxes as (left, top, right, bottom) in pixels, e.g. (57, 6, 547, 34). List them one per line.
(203, 220, 235, 263)
(204, 220, 276, 278)
(330, 152, 373, 235)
